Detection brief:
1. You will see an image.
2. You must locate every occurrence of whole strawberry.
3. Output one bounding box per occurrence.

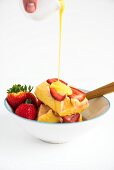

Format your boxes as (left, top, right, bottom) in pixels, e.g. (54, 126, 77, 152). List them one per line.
(7, 84, 38, 110)
(15, 100, 37, 120)
(26, 92, 38, 108)
(7, 84, 27, 111)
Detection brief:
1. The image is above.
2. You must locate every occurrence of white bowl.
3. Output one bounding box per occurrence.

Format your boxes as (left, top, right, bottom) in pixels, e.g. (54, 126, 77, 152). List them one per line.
(4, 96, 110, 144)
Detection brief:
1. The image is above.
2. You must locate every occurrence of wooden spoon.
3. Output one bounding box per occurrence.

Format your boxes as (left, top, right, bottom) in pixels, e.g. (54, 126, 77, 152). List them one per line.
(86, 82, 114, 100)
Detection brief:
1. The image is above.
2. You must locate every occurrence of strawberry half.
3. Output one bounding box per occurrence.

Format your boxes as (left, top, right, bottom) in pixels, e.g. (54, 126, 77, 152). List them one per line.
(62, 113, 80, 123)
(69, 86, 86, 102)
(15, 103, 37, 120)
(47, 78, 67, 85)
(50, 88, 66, 101)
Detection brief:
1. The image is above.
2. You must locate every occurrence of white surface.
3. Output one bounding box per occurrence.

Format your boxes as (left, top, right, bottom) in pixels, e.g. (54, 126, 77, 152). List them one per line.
(0, 0, 114, 169)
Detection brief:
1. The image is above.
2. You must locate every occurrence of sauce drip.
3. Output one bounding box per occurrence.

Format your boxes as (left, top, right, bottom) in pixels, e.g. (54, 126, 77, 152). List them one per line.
(58, 0, 64, 80)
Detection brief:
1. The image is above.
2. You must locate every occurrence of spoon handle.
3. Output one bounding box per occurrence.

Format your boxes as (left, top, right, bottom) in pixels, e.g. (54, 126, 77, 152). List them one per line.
(86, 82, 114, 100)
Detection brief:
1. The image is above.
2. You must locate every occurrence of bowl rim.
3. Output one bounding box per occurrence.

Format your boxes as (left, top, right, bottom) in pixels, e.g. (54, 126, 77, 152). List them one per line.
(4, 96, 110, 126)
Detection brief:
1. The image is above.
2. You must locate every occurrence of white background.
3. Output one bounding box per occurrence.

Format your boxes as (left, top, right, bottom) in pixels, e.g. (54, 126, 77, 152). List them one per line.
(0, 0, 114, 169)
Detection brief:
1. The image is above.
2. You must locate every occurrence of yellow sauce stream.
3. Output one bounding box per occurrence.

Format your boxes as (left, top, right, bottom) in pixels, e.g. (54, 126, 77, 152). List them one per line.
(58, 0, 64, 80)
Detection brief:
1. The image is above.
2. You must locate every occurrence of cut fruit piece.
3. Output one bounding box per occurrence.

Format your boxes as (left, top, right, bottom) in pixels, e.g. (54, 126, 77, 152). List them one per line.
(38, 109, 62, 123)
(69, 86, 86, 102)
(38, 104, 50, 117)
(50, 88, 66, 101)
(62, 113, 80, 123)
(79, 114, 83, 122)
(50, 81, 72, 96)
(47, 78, 67, 85)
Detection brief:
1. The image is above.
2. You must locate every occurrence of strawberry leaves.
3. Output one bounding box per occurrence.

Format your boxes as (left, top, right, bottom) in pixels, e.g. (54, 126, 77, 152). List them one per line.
(7, 84, 33, 93)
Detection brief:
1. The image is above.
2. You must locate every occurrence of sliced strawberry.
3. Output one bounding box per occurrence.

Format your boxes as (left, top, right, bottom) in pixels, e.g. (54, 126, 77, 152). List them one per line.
(69, 86, 86, 102)
(26, 92, 38, 108)
(50, 88, 66, 101)
(62, 113, 80, 123)
(47, 78, 67, 85)
(15, 103, 37, 120)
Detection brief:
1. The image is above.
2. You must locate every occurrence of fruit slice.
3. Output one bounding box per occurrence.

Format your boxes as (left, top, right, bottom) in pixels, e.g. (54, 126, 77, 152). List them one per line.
(50, 81, 72, 96)
(38, 109, 62, 123)
(47, 78, 67, 85)
(62, 113, 80, 123)
(38, 104, 50, 117)
(69, 86, 86, 102)
(50, 88, 66, 101)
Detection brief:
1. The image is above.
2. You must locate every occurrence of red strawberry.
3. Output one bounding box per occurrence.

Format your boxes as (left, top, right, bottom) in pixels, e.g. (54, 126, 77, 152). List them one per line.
(69, 86, 86, 102)
(7, 84, 27, 110)
(7, 92, 26, 111)
(47, 78, 67, 85)
(50, 88, 66, 101)
(62, 113, 80, 123)
(26, 92, 38, 108)
(37, 99, 43, 107)
(15, 103, 37, 120)
(7, 84, 38, 110)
